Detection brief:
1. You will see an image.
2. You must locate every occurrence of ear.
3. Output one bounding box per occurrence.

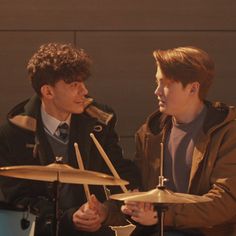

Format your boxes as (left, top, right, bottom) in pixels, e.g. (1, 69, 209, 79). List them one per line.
(189, 82, 200, 95)
(40, 85, 54, 99)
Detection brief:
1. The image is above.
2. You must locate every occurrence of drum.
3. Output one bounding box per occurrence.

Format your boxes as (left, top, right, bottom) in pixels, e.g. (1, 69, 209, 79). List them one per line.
(110, 224, 136, 236)
(0, 202, 35, 236)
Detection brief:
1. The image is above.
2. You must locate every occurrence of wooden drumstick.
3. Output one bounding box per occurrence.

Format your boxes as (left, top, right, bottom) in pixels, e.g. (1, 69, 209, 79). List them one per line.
(160, 142, 164, 177)
(90, 133, 128, 193)
(74, 142, 91, 201)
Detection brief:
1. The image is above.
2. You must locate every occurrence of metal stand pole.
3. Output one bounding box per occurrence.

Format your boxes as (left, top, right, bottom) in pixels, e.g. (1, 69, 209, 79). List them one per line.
(156, 204, 168, 236)
(53, 177, 60, 236)
(156, 143, 168, 236)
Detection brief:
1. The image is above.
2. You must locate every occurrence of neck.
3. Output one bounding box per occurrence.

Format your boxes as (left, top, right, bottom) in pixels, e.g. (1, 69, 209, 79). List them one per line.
(173, 100, 204, 124)
(41, 101, 70, 121)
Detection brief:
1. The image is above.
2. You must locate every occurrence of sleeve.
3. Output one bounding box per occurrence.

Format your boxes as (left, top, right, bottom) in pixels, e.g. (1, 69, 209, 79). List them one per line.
(165, 121, 236, 229)
(0, 123, 54, 227)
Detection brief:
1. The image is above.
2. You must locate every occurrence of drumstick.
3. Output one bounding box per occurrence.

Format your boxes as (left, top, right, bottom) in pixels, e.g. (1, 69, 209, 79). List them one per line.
(160, 142, 164, 177)
(90, 133, 128, 193)
(74, 142, 91, 201)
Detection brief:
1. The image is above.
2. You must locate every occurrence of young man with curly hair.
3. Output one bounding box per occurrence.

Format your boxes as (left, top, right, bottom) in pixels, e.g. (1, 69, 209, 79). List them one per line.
(0, 43, 139, 236)
(122, 46, 236, 236)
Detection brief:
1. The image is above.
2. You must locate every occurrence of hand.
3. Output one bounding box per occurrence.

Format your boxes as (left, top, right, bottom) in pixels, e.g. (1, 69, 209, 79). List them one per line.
(88, 194, 108, 223)
(122, 201, 158, 226)
(121, 189, 144, 217)
(72, 194, 108, 232)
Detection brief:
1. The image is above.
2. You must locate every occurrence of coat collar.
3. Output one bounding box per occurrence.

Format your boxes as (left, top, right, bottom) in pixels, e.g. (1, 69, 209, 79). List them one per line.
(7, 95, 100, 169)
(8, 94, 41, 132)
(145, 100, 236, 137)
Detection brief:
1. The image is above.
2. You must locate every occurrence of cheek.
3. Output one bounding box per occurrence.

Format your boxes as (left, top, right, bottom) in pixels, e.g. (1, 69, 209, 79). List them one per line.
(54, 91, 72, 105)
(163, 87, 171, 97)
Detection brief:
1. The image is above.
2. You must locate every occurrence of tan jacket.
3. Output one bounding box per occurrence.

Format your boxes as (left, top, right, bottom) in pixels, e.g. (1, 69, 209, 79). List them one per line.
(135, 101, 236, 236)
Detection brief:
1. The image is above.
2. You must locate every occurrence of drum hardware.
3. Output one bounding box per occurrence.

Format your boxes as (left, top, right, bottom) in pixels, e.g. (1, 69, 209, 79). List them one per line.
(21, 206, 31, 230)
(0, 158, 128, 236)
(103, 185, 111, 200)
(0, 202, 35, 235)
(110, 143, 212, 236)
(21, 217, 30, 230)
(110, 180, 211, 236)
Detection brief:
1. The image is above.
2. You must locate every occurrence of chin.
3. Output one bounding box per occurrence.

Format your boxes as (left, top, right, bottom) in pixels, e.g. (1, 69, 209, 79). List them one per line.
(159, 106, 165, 112)
(159, 107, 171, 115)
(72, 107, 85, 114)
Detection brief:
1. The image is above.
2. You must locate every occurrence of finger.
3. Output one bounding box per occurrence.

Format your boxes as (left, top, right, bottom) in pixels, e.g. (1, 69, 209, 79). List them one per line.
(74, 210, 98, 220)
(88, 194, 97, 210)
(74, 215, 100, 227)
(89, 194, 102, 213)
(83, 207, 98, 215)
(132, 188, 139, 192)
(75, 214, 99, 223)
(123, 201, 140, 209)
(124, 200, 138, 206)
(144, 202, 152, 211)
(73, 208, 99, 222)
(122, 203, 140, 213)
(138, 202, 144, 210)
(150, 204, 154, 211)
(75, 221, 101, 232)
(131, 215, 142, 223)
(121, 205, 133, 215)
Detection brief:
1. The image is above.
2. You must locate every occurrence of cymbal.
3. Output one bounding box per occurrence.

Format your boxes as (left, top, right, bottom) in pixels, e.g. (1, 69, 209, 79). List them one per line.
(110, 188, 211, 204)
(0, 163, 129, 186)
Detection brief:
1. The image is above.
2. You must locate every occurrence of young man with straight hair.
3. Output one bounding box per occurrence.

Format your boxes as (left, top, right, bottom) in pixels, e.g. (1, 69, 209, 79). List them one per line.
(122, 46, 236, 236)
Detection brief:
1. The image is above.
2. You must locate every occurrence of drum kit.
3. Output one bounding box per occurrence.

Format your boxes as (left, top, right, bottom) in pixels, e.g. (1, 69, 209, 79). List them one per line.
(110, 176, 211, 236)
(0, 162, 128, 236)
(0, 139, 212, 236)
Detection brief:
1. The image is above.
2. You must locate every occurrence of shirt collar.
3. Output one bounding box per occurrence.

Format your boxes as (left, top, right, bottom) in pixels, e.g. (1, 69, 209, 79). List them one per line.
(41, 105, 71, 135)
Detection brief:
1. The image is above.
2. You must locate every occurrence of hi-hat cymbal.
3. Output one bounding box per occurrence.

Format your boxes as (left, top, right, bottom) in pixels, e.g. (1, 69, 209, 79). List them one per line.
(110, 188, 211, 204)
(0, 163, 129, 186)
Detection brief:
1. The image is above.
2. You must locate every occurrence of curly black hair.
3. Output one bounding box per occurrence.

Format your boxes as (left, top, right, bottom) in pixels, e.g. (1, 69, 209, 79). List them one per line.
(27, 43, 92, 95)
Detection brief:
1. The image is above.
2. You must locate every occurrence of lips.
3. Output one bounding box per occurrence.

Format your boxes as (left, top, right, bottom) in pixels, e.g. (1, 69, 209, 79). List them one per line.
(75, 99, 85, 104)
(158, 99, 165, 107)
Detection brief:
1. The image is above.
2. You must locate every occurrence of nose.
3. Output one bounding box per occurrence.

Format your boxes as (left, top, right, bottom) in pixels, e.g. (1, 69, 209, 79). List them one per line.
(154, 84, 161, 97)
(80, 83, 88, 96)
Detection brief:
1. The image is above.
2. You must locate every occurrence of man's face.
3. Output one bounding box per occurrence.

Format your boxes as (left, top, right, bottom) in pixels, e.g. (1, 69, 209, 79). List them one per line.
(154, 66, 194, 118)
(42, 78, 88, 120)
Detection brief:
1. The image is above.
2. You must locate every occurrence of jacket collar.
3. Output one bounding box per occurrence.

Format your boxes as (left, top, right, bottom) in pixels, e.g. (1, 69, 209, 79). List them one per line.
(8, 94, 41, 132)
(145, 100, 236, 137)
(7, 95, 98, 169)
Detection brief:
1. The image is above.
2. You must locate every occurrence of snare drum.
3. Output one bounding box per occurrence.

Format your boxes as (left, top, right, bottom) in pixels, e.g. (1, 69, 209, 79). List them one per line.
(0, 202, 35, 236)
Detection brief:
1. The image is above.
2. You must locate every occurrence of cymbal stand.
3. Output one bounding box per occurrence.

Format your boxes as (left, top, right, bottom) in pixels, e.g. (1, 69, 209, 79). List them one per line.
(155, 176, 168, 236)
(155, 143, 168, 236)
(53, 176, 60, 236)
(53, 157, 63, 236)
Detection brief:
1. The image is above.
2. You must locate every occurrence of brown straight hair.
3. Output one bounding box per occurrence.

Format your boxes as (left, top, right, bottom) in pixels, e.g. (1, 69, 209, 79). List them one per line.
(153, 46, 215, 100)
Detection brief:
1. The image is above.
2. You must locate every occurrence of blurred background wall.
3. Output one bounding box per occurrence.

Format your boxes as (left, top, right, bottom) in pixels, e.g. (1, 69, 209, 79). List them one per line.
(0, 0, 235, 159)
